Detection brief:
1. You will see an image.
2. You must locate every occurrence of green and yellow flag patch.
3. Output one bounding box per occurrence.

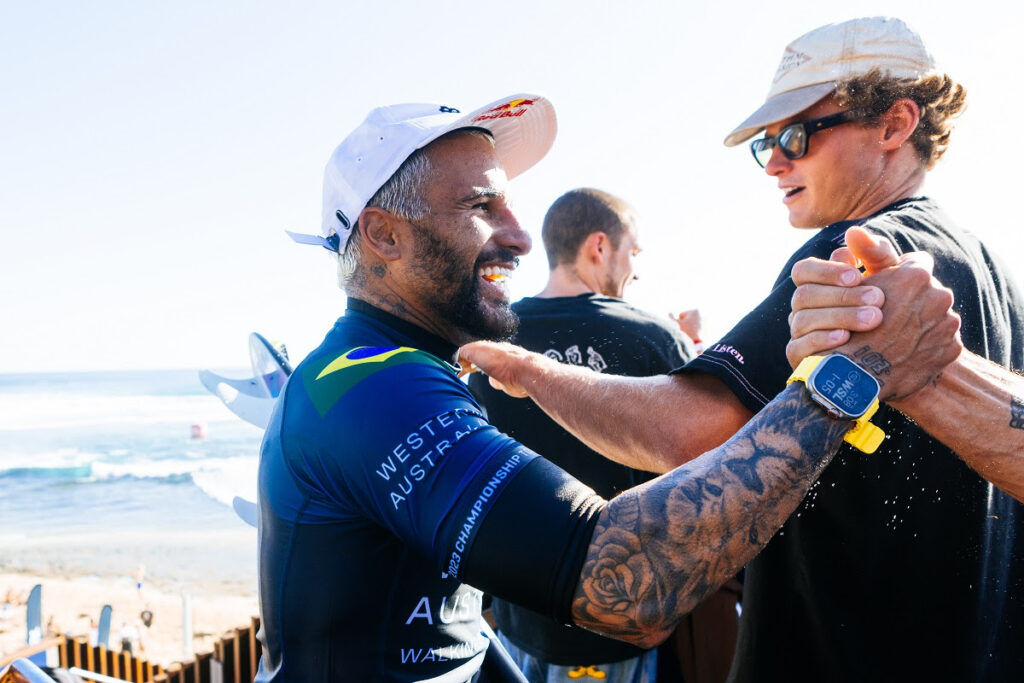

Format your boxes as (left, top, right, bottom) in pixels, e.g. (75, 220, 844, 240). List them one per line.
(303, 346, 448, 416)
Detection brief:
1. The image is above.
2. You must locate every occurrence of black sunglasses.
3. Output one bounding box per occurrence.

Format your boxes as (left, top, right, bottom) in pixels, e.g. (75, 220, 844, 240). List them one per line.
(750, 109, 870, 168)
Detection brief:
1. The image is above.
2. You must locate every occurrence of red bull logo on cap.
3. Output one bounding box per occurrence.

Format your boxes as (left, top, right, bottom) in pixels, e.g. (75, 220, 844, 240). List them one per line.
(474, 98, 535, 122)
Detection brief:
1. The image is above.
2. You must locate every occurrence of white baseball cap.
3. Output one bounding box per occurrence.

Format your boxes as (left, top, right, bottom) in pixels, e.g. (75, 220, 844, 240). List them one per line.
(287, 94, 557, 253)
(724, 17, 936, 147)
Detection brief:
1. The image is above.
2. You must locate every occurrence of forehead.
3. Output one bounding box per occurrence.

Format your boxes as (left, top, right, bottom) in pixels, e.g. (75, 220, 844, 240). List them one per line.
(421, 132, 506, 197)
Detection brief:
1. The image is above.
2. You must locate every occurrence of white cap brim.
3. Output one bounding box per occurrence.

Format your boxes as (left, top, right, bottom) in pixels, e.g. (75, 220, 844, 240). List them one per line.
(723, 82, 837, 147)
(420, 94, 557, 180)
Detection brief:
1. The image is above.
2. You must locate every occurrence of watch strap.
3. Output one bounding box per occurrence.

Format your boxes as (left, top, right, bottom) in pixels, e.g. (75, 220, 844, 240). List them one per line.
(844, 399, 884, 454)
(787, 355, 823, 385)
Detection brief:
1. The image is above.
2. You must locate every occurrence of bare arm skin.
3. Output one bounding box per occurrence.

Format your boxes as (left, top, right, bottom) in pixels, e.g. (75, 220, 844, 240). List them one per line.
(891, 352, 1024, 502)
(570, 382, 848, 646)
(460, 345, 753, 474)
(788, 226, 1024, 502)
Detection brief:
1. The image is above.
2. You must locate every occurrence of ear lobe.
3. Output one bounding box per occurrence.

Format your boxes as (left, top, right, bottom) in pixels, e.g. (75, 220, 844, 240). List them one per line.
(359, 207, 402, 261)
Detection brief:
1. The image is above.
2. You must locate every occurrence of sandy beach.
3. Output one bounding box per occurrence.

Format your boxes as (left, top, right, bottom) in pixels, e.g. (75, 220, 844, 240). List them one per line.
(0, 369, 267, 670)
(0, 527, 259, 668)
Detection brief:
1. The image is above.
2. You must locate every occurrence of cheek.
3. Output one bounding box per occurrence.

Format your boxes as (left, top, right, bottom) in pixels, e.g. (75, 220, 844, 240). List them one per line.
(822, 133, 878, 184)
(471, 216, 496, 242)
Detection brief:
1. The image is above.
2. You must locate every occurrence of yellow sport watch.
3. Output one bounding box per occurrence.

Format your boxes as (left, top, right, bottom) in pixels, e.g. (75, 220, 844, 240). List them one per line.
(787, 354, 886, 454)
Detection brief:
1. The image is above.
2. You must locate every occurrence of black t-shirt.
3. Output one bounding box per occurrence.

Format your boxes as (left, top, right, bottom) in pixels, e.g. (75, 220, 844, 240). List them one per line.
(471, 293, 692, 665)
(257, 300, 605, 682)
(681, 197, 1024, 682)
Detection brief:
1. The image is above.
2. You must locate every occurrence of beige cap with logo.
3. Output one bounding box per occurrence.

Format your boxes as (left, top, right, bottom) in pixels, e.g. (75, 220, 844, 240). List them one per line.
(724, 17, 936, 146)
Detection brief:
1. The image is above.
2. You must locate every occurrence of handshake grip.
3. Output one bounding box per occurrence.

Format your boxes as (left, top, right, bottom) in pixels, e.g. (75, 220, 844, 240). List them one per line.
(835, 255, 961, 403)
(789, 228, 962, 405)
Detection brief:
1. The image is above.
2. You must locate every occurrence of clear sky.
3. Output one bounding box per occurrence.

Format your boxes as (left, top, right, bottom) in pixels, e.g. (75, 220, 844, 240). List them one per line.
(3, 1, 1021, 373)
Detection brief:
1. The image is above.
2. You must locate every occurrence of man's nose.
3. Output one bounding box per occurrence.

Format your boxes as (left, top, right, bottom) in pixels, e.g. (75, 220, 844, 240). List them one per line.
(497, 207, 532, 255)
(764, 144, 792, 176)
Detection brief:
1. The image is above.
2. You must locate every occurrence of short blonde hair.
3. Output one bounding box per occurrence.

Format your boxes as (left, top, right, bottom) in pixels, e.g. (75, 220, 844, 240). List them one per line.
(834, 68, 967, 170)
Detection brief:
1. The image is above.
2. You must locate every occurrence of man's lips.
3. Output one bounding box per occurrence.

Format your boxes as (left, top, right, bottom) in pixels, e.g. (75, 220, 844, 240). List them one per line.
(781, 185, 805, 203)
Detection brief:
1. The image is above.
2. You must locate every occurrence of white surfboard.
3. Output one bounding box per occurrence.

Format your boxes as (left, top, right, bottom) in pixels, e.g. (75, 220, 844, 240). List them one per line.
(232, 496, 259, 527)
(249, 332, 292, 399)
(200, 332, 293, 526)
(199, 333, 292, 429)
(198, 369, 276, 429)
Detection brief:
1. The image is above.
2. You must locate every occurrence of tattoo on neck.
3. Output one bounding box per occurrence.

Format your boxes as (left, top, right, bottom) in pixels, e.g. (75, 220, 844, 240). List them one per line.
(348, 266, 368, 291)
(368, 293, 408, 318)
(570, 383, 849, 645)
(371, 264, 387, 278)
(1011, 396, 1024, 430)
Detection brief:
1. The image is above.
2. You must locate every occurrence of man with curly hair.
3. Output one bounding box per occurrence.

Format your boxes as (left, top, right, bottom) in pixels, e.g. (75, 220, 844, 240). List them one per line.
(463, 17, 1024, 681)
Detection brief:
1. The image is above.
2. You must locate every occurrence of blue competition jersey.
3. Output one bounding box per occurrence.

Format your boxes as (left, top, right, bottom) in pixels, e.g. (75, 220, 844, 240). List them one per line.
(256, 299, 603, 682)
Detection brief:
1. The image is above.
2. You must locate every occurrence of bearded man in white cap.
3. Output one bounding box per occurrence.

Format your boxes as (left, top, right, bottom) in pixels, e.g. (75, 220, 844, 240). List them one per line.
(254, 91, 959, 682)
(462, 18, 1024, 681)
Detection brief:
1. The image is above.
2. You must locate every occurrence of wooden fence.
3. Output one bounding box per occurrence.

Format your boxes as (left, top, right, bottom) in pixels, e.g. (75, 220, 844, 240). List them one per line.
(152, 616, 261, 683)
(2, 616, 262, 683)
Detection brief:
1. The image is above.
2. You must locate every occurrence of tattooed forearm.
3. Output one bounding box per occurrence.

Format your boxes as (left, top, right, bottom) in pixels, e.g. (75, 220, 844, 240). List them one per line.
(570, 382, 849, 647)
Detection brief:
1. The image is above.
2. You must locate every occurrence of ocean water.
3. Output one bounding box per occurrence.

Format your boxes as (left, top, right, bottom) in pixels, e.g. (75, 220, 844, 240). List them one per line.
(0, 370, 264, 589)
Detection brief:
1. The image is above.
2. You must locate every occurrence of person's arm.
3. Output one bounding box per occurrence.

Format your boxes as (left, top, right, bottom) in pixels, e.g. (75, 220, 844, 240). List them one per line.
(459, 344, 753, 474)
(569, 381, 849, 645)
(787, 226, 1024, 502)
(890, 352, 1024, 501)
(569, 304, 963, 647)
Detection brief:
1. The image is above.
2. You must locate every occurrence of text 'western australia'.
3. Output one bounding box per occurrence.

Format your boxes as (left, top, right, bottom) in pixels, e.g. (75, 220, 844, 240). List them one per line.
(375, 409, 485, 509)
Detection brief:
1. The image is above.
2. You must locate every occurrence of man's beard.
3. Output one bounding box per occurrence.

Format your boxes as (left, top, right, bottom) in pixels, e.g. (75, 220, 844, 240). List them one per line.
(411, 225, 519, 342)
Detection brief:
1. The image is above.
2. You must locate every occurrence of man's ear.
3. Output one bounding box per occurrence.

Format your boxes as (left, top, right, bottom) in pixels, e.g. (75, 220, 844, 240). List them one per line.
(879, 98, 920, 151)
(358, 207, 402, 261)
(582, 232, 610, 264)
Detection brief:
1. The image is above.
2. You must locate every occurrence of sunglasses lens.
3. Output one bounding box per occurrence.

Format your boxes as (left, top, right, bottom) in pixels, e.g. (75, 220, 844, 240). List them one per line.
(778, 125, 806, 159)
(750, 139, 773, 168)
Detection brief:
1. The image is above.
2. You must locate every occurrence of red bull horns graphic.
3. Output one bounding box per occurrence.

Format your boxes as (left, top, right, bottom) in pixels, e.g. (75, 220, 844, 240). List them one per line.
(473, 98, 535, 122)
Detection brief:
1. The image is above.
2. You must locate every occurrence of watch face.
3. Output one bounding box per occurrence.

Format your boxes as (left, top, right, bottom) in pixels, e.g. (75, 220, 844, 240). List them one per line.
(808, 355, 880, 419)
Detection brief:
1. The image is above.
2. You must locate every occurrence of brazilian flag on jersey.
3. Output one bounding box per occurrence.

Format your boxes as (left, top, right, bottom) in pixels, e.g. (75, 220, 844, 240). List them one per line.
(302, 346, 451, 416)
